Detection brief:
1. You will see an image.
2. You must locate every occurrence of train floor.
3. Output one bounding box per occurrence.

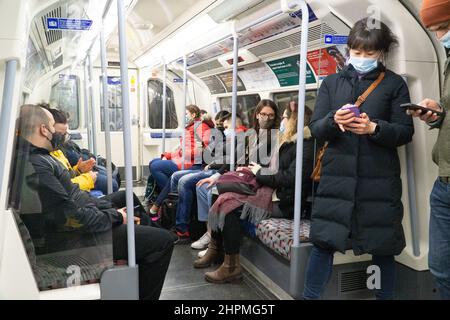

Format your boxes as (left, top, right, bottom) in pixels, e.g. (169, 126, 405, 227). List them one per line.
(160, 242, 279, 300)
(131, 181, 278, 300)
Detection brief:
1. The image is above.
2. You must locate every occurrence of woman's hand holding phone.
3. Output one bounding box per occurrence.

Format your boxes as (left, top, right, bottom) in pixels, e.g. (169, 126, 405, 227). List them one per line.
(334, 105, 358, 132)
(343, 113, 377, 135)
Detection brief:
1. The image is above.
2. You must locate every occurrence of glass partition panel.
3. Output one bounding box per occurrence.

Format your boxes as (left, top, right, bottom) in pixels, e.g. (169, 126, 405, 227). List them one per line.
(7, 107, 113, 291)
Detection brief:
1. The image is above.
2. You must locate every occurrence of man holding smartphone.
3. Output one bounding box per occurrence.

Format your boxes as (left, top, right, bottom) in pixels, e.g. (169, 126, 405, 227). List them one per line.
(412, 0, 450, 300)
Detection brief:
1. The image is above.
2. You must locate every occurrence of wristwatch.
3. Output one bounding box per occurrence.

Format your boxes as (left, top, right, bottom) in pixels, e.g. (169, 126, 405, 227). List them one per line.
(370, 122, 380, 136)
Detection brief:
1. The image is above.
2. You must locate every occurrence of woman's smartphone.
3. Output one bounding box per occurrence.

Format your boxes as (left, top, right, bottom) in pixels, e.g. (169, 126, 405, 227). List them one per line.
(400, 103, 444, 117)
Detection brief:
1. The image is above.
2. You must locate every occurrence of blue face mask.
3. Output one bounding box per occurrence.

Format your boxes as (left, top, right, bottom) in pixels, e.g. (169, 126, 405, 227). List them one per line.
(439, 30, 450, 49)
(185, 115, 191, 124)
(348, 56, 379, 74)
(280, 122, 286, 133)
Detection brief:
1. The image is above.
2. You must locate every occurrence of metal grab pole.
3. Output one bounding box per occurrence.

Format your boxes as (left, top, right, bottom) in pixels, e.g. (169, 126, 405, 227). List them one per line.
(289, 0, 309, 299)
(230, 26, 239, 172)
(162, 63, 167, 153)
(100, 26, 113, 195)
(406, 142, 421, 256)
(181, 55, 187, 170)
(117, 0, 136, 267)
(88, 54, 98, 157)
(0, 59, 17, 202)
(84, 62, 93, 151)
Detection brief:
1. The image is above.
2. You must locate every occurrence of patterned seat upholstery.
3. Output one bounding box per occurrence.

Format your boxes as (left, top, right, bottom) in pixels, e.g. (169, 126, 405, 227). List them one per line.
(256, 218, 311, 261)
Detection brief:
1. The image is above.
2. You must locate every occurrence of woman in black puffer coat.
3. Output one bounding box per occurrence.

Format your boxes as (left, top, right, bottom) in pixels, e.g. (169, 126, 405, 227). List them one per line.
(303, 18, 414, 300)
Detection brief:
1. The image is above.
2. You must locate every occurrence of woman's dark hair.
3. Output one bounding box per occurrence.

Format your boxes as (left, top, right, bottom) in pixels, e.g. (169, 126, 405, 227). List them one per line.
(186, 104, 201, 118)
(347, 18, 398, 55)
(252, 99, 280, 131)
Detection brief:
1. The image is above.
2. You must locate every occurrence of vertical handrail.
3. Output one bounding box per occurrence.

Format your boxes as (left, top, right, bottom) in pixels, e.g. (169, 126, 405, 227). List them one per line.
(100, 26, 113, 195)
(0, 59, 17, 204)
(88, 54, 98, 157)
(181, 55, 187, 170)
(230, 25, 239, 172)
(292, 0, 308, 247)
(117, 0, 136, 267)
(162, 63, 167, 153)
(405, 143, 421, 257)
(400, 74, 421, 257)
(84, 62, 93, 151)
(289, 0, 309, 297)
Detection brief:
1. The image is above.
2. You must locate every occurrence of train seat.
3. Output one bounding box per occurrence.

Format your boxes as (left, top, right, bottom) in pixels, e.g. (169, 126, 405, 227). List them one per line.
(256, 218, 311, 261)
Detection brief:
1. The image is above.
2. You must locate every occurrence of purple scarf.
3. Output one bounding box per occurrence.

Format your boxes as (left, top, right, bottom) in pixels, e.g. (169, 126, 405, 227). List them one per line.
(208, 184, 274, 232)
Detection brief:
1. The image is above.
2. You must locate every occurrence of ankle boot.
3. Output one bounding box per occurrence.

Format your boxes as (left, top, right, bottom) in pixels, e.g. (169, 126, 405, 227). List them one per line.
(204, 254, 242, 284)
(193, 238, 224, 268)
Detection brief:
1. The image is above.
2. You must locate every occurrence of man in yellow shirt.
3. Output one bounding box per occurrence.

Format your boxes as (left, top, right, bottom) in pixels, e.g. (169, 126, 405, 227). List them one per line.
(46, 108, 98, 192)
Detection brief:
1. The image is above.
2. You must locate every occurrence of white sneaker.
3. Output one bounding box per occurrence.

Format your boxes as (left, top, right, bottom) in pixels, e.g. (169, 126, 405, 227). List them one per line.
(198, 249, 208, 258)
(191, 232, 211, 250)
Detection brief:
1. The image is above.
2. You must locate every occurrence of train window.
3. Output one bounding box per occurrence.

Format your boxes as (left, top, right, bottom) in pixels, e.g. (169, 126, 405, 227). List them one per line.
(273, 91, 317, 115)
(218, 94, 261, 128)
(147, 80, 179, 129)
(100, 76, 123, 132)
(49, 75, 80, 130)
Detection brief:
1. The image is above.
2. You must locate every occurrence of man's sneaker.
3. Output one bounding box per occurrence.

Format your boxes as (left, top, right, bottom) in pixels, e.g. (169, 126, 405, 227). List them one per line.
(174, 230, 191, 245)
(198, 249, 208, 258)
(191, 232, 211, 250)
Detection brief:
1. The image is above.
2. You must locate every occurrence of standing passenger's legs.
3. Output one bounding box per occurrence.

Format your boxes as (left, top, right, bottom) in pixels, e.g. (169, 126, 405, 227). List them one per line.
(372, 255, 396, 300)
(303, 245, 335, 299)
(429, 178, 450, 299)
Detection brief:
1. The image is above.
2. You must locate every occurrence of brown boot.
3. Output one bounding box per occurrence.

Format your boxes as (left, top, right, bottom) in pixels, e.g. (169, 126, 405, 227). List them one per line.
(193, 238, 224, 269)
(204, 254, 243, 284)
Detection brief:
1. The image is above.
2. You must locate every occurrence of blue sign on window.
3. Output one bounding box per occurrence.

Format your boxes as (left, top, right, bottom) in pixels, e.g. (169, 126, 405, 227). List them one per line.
(324, 34, 348, 45)
(107, 77, 121, 85)
(47, 18, 93, 31)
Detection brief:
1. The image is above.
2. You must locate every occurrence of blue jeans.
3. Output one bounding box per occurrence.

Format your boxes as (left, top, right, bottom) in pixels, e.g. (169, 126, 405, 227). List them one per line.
(149, 159, 179, 190)
(303, 245, 396, 300)
(429, 178, 450, 300)
(94, 171, 119, 194)
(196, 181, 214, 222)
(175, 170, 216, 232)
(153, 165, 202, 207)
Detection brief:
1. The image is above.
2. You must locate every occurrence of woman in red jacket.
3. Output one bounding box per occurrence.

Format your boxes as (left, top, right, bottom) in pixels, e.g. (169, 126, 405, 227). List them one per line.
(149, 104, 213, 215)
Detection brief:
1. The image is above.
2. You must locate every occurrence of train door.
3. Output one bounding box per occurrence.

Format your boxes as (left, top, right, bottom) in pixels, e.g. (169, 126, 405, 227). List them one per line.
(92, 67, 141, 180)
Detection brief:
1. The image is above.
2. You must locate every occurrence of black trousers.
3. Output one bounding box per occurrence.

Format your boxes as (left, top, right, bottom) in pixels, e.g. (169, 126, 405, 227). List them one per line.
(102, 190, 151, 225)
(104, 190, 174, 299)
(112, 224, 174, 300)
(102, 190, 146, 213)
(211, 210, 242, 255)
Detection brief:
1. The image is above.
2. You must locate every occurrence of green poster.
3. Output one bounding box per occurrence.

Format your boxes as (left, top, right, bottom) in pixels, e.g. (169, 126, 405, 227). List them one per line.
(267, 55, 316, 87)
